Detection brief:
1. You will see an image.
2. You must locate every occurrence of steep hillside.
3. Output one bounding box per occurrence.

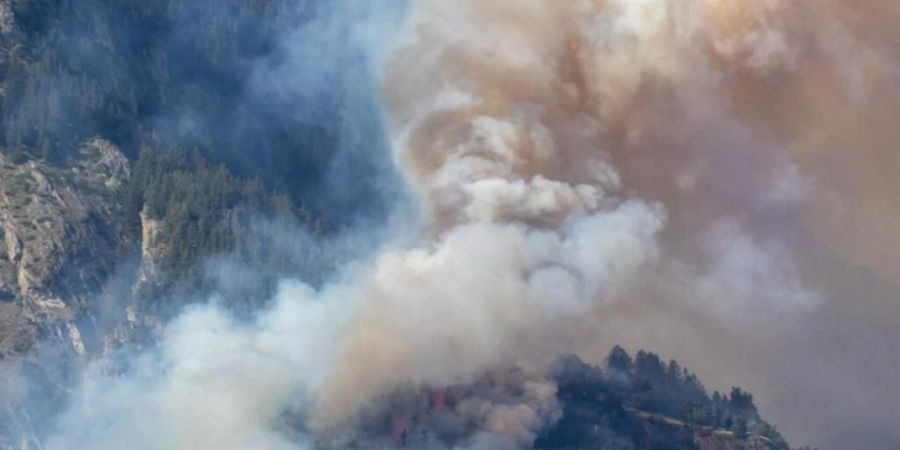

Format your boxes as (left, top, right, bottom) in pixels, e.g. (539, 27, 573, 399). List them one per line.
(0, 0, 361, 355)
(0, 138, 129, 355)
(0, 0, 346, 436)
(0, 0, 394, 215)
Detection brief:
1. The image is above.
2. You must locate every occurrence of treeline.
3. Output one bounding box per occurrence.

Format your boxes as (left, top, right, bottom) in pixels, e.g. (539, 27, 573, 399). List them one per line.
(535, 348, 791, 449)
(609, 347, 776, 438)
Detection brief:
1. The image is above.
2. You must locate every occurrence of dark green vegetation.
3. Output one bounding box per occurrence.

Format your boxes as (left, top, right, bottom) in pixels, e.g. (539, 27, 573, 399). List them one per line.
(2, 0, 280, 164)
(123, 146, 324, 305)
(535, 348, 793, 450)
(0, 0, 393, 303)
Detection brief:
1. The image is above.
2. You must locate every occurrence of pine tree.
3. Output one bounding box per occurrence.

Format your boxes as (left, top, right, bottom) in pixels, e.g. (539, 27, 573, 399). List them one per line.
(606, 345, 633, 372)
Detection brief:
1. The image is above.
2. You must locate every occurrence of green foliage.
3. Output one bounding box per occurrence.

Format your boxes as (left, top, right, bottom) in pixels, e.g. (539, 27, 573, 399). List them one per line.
(534, 349, 790, 449)
(123, 146, 320, 304)
(733, 416, 749, 440)
(0, 0, 283, 164)
(629, 350, 709, 419)
(0, 0, 344, 312)
(1, 0, 392, 230)
(606, 345, 633, 372)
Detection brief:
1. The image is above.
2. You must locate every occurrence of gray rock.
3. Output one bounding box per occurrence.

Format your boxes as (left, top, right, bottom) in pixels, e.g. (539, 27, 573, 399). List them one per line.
(0, 139, 130, 357)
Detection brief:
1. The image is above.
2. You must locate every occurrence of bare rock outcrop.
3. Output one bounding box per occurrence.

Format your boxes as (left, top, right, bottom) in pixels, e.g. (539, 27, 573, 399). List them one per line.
(0, 139, 129, 357)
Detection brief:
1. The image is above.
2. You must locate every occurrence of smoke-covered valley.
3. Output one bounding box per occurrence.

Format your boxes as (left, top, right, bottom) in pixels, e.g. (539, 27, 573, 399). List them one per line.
(1, 1, 899, 449)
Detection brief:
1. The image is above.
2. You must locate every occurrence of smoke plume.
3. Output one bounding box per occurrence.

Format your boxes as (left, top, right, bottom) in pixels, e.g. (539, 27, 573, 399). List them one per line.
(43, 1, 900, 449)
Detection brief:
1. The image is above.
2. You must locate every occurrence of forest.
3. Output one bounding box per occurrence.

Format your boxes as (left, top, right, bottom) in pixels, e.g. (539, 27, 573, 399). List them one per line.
(534, 347, 790, 449)
(0, 0, 389, 301)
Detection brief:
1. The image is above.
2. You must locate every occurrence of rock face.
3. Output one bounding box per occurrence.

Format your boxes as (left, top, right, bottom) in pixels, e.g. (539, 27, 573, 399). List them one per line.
(132, 209, 165, 299)
(0, 1, 12, 35)
(0, 139, 132, 450)
(0, 138, 129, 358)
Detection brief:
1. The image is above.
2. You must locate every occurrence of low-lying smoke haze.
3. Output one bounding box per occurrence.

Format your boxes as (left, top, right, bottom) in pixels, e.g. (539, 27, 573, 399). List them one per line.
(35, 1, 900, 449)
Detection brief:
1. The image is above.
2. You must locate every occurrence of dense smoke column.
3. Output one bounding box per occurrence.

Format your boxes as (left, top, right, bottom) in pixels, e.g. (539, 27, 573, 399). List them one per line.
(311, 0, 673, 434)
(37, 1, 900, 449)
(355, 1, 900, 447)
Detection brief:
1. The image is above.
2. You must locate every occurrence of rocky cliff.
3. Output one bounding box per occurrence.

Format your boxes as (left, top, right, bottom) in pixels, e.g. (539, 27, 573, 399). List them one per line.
(0, 138, 134, 448)
(0, 138, 130, 357)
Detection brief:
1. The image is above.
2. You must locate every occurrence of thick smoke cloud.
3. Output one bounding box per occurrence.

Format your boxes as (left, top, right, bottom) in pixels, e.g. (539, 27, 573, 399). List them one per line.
(41, 1, 900, 449)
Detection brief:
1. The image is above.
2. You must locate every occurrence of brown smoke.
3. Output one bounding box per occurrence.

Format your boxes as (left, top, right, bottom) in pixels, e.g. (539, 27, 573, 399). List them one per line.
(372, 1, 900, 448)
